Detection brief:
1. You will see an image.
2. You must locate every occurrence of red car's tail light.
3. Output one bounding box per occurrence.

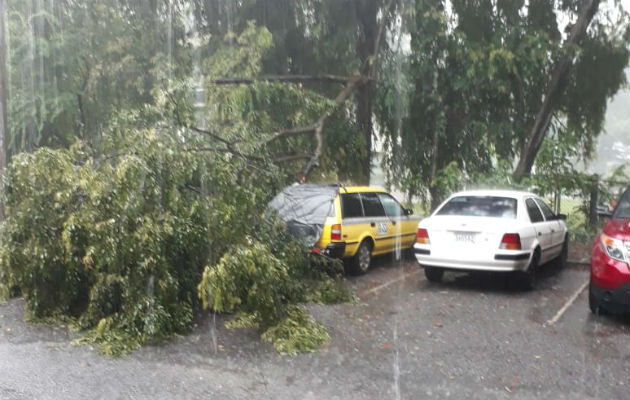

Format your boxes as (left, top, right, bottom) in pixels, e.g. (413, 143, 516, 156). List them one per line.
(416, 228, 430, 244)
(331, 224, 342, 241)
(500, 233, 521, 250)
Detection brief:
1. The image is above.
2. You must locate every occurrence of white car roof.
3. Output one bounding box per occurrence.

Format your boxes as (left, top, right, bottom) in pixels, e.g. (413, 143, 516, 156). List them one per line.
(448, 189, 537, 200)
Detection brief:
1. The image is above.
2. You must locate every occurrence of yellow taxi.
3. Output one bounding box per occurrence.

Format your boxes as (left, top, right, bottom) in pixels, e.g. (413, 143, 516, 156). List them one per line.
(270, 184, 420, 274)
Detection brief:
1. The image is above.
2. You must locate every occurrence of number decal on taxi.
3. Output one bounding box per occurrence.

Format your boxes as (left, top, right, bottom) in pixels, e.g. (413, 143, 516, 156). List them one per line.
(377, 222, 388, 236)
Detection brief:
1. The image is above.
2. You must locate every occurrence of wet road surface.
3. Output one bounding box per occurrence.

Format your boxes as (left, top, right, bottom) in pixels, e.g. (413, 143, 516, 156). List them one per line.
(1, 257, 629, 399)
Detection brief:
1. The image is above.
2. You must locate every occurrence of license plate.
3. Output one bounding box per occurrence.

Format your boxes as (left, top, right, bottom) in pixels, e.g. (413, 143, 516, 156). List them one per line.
(454, 232, 476, 243)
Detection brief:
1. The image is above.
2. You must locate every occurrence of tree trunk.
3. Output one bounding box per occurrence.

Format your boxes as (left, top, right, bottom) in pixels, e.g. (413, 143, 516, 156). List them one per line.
(356, 83, 373, 184)
(0, 0, 8, 219)
(513, 0, 600, 182)
(355, 0, 379, 185)
(429, 119, 440, 210)
(589, 174, 599, 228)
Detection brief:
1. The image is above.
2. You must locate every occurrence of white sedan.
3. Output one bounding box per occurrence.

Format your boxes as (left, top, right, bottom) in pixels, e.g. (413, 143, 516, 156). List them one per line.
(414, 190, 569, 289)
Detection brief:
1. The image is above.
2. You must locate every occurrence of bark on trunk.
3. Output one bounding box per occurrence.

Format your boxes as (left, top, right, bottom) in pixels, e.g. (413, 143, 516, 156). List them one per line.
(356, 83, 373, 184)
(513, 0, 600, 182)
(0, 0, 7, 218)
(355, 0, 378, 185)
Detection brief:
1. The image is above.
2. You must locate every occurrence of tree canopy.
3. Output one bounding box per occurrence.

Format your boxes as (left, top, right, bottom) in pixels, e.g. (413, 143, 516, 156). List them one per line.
(377, 0, 629, 206)
(2, 1, 627, 198)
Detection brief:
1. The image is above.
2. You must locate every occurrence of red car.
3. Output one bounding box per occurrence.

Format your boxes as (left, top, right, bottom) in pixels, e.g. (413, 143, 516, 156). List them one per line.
(589, 185, 630, 314)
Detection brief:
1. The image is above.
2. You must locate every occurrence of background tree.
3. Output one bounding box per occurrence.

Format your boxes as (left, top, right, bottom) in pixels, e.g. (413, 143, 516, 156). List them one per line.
(190, 0, 399, 183)
(378, 0, 629, 209)
(0, 0, 7, 204)
(513, 0, 601, 182)
(4, 0, 190, 153)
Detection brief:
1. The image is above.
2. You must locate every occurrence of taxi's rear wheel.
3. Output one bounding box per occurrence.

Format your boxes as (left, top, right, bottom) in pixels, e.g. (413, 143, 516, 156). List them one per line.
(349, 240, 372, 275)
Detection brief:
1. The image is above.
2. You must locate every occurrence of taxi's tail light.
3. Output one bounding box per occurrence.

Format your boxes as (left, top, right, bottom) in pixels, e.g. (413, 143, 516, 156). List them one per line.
(331, 224, 342, 241)
(416, 228, 430, 244)
(500, 233, 521, 250)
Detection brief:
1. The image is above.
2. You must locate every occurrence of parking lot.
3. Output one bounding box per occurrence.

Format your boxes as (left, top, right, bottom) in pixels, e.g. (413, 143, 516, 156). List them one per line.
(1, 254, 629, 399)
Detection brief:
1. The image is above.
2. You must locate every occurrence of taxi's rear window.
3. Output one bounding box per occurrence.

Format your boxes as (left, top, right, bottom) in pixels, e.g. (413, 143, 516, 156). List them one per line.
(341, 193, 364, 218)
(436, 196, 517, 219)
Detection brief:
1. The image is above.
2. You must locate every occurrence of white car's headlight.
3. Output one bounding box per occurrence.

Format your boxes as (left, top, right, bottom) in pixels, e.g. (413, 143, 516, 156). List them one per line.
(600, 234, 628, 263)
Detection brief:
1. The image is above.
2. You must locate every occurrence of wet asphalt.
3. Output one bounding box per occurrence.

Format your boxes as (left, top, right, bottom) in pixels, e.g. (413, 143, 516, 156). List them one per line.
(1, 256, 629, 400)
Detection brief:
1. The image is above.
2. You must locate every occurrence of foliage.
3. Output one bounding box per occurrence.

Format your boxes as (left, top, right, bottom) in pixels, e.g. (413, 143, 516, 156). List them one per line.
(466, 160, 525, 191)
(260, 305, 329, 355)
(565, 211, 597, 244)
(0, 124, 282, 355)
(0, 127, 352, 355)
(523, 129, 592, 199)
(522, 128, 629, 237)
(198, 222, 351, 354)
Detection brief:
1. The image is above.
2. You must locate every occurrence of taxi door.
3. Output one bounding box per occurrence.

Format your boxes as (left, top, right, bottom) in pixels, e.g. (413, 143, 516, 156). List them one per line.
(376, 193, 418, 251)
(359, 192, 390, 254)
(339, 192, 376, 257)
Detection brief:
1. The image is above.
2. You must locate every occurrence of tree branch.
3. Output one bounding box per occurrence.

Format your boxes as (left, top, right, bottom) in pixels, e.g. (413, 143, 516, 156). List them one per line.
(179, 11, 391, 180)
(300, 76, 367, 181)
(164, 91, 262, 164)
(263, 123, 320, 145)
(273, 154, 311, 163)
(212, 74, 369, 85)
(188, 125, 236, 147)
(185, 146, 265, 162)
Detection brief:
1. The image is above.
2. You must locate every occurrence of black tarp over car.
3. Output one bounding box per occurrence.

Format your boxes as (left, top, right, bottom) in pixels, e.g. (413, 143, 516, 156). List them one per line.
(268, 184, 340, 247)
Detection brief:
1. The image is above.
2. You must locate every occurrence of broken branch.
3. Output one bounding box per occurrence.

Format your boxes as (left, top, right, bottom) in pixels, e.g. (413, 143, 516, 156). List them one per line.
(212, 74, 369, 85)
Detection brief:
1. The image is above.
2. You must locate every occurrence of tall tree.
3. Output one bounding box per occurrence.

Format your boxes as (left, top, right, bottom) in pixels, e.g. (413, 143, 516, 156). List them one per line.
(0, 0, 7, 208)
(378, 0, 629, 208)
(513, 0, 601, 182)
